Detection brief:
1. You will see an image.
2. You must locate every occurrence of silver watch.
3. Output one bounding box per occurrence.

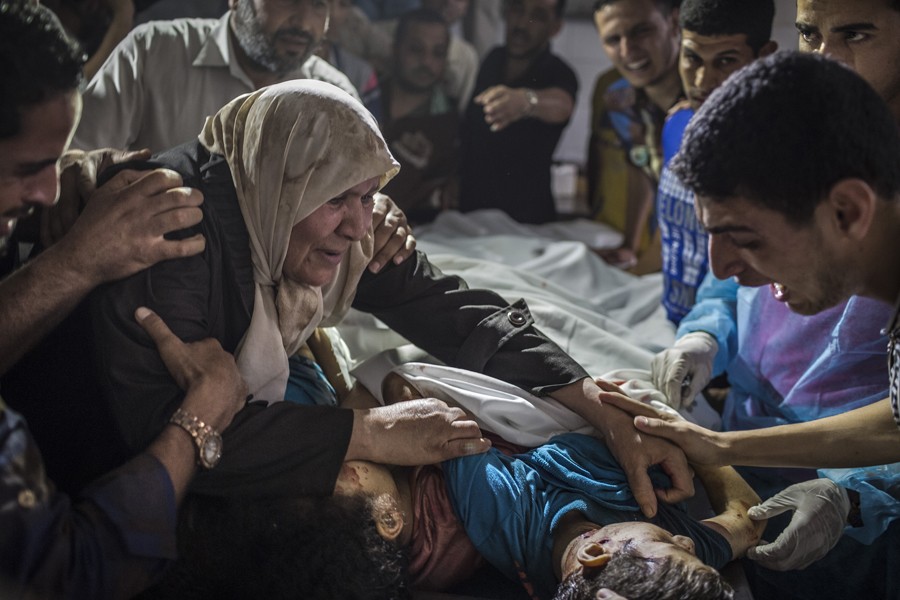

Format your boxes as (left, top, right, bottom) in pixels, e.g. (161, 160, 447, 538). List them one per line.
(169, 408, 223, 469)
(524, 88, 539, 115)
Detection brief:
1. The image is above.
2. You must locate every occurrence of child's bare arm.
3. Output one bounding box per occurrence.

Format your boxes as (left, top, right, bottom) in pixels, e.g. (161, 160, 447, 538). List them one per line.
(340, 382, 383, 409)
(696, 464, 765, 560)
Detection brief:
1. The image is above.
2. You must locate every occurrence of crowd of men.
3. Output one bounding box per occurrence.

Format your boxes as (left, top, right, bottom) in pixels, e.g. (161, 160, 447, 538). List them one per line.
(2, 0, 899, 598)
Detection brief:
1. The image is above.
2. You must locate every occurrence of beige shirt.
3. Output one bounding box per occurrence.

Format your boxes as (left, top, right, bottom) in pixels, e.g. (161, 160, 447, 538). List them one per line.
(74, 13, 359, 152)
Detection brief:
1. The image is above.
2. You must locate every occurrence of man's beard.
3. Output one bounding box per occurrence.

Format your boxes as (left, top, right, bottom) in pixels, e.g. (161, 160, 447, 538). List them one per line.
(232, 0, 315, 74)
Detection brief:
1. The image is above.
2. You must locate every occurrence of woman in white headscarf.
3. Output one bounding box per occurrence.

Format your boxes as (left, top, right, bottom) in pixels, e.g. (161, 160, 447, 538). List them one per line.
(89, 80, 598, 500)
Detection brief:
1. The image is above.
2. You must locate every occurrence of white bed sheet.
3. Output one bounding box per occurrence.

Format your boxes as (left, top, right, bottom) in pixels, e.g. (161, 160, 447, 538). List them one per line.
(337, 209, 676, 378)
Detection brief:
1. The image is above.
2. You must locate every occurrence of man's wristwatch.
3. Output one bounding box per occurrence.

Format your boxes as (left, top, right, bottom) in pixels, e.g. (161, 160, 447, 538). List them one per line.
(524, 88, 539, 116)
(169, 408, 223, 469)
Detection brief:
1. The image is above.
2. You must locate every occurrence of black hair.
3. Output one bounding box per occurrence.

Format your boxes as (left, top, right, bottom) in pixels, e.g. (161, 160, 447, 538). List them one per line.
(506, 0, 568, 19)
(553, 553, 733, 600)
(394, 7, 449, 47)
(671, 50, 900, 224)
(147, 494, 410, 600)
(594, 0, 680, 17)
(0, 0, 84, 139)
(679, 0, 774, 55)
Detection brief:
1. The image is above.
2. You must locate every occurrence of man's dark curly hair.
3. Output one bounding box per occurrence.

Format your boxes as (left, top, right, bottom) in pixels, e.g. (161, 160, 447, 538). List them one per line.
(671, 50, 900, 225)
(395, 8, 449, 48)
(146, 493, 410, 600)
(679, 0, 774, 55)
(0, 0, 84, 139)
(594, 0, 680, 17)
(553, 553, 733, 600)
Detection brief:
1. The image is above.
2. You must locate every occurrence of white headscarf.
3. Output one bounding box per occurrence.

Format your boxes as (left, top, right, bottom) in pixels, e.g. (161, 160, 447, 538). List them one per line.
(199, 80, 399, 400)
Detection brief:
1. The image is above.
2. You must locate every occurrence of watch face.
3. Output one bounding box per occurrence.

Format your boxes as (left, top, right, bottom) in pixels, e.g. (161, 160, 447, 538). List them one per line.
(200, 434, 223, 469)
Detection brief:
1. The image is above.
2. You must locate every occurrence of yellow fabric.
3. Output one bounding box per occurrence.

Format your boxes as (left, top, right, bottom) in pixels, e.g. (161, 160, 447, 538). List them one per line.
(587, 68, 656, 255)
(199, 80, 399, 400)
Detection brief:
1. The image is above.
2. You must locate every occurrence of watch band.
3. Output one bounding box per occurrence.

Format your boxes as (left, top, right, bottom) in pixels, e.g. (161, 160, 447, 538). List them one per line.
(524, 88, 538, 116)
(168, 408, 223, 469)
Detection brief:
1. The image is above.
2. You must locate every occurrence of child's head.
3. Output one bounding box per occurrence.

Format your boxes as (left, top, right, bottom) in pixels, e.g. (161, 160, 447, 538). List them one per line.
(554, 522, 733, 600)
(156, 493, 410, 600)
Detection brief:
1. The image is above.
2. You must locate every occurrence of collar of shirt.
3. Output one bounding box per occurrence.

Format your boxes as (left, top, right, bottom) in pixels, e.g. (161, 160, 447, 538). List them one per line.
(193, 11, 256, 89)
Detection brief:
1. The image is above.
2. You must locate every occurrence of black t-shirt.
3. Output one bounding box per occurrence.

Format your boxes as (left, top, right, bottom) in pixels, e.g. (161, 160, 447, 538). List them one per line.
(459, 46, 578, 224)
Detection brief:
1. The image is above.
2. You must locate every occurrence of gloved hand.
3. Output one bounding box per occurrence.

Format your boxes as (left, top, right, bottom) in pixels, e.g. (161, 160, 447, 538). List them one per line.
(650, 332, 717, 409)
(746, 478, 850, 571)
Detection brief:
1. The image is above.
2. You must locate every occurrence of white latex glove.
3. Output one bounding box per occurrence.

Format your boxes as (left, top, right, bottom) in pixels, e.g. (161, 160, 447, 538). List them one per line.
(650, 332, 717, 409)
(746, 479, 850, 571)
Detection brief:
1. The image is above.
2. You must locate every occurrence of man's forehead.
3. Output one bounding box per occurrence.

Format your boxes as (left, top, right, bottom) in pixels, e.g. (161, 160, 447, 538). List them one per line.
(694, 194, 760, 231)
(798, 0, 893, 26)
(681, 31, 753, 55)
(596, 0, 666, 33)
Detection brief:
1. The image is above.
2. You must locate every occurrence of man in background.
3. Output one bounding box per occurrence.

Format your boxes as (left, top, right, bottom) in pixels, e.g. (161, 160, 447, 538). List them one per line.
(74, 0, 358, 151)
(589, 0, 682, 270)
(459, 0, 577, 224)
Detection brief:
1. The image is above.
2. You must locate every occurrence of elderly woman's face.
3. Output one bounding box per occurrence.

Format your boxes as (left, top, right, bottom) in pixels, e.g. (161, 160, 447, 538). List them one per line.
(282, 177, 379, 287)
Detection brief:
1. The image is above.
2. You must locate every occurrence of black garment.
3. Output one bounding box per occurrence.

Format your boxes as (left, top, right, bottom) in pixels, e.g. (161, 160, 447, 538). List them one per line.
(378, 82, 460, 223)
(9, 140, 589, 500)
(459, 46, 578, 224)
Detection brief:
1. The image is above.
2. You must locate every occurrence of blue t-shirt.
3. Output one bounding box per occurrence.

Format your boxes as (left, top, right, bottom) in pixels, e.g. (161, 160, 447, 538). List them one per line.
(657, 108, 709, 324)
(443, 433, 732, 599)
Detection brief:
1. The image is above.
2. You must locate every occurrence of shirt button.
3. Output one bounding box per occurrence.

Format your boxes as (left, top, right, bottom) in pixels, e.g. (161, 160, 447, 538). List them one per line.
(507, 311, 527, 326)
(18, 489, 36, 509)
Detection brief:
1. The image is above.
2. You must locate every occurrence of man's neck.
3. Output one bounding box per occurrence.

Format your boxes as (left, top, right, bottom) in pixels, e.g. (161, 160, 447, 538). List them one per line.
(642, 66, 683, 112)
(551, 511, 601, 582)
(388, 81, 433, 121)
(864, 199, 900, 304)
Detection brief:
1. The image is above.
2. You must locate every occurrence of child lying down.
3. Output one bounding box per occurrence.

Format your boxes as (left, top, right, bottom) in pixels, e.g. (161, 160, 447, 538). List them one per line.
(152, 368, 764, 600)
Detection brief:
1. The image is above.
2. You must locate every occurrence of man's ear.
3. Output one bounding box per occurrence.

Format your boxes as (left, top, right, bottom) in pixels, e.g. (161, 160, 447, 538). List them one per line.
(757, 40, 778, 57)
(825, 178, 878, 242)
(228, 0, 238, 11)
(551, 17, 563, 38)
(577, 542, 612, 576)
(668, 6, 681, 35)
(374, 494, 405, 541)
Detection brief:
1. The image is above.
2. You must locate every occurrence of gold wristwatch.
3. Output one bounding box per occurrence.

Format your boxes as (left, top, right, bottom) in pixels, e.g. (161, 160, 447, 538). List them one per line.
(168, 408, 223, 469)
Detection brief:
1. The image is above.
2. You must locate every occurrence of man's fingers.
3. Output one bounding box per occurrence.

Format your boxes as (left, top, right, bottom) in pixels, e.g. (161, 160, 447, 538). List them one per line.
(158, 233, 207, 261)
(746, 540, 780, 562)
(105, 167, 186, 197)
(143, 200, 204, 237)
(654, 457, 695, 504)
(633, 415, 682, 439)
(748, 500, 792, 521)
(444, 436, 492, 458)
(626, 469, 659, 518)
(597, 390, 660, 419)
(100, 148, 151, 172)
(593, 378, 626, 395)
(135, 306, 180, 350)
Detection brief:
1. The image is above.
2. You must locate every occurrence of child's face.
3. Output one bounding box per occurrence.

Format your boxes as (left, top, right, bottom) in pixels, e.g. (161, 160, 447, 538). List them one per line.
(333, 460, 400, 501)
(560, 521, 710, 579)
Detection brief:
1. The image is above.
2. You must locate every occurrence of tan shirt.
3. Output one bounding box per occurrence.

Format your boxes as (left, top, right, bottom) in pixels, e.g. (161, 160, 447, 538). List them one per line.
(74, 13, 359, 152)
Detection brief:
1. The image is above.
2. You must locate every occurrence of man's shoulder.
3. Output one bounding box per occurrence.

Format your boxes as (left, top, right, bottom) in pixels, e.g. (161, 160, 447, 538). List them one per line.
(534, 49, 577, 93)
(450, 36, 479, 64)
(299, 55, 360, 99)
(127, 16, 219, 46)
